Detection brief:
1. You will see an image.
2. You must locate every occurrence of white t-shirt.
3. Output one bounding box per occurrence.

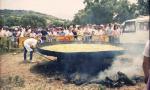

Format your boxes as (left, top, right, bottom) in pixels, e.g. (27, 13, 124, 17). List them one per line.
(112, 29, 120, 37)
(64, 30, 69, 36)
(30, 33, 36, 38)
(20, 28, 26, 37)
(53, 31, 58, 36)
(28, 29, 32, 33)
(143, 40, 150, 57)
(0, 29, 6, 37)
(24, 38, 38, 52)
(68, 31, 73, 36)
(16, 31, 21, 37)
(98, 29, 105, 35)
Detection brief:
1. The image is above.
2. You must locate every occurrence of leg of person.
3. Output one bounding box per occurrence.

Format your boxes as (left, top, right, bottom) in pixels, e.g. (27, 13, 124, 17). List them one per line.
(114, 37, 118, 44)
(100, 35, 103, 43)
(109, 36, 113, 43)
(24, 47, 27, 62)
(109, 36, 111, 43)
(147, 77, 150, 90)
(118, 37, 120, 43)
(87, 36, 90, 42)
(30, 51, 33, 61)
(112, 36, 115, 44)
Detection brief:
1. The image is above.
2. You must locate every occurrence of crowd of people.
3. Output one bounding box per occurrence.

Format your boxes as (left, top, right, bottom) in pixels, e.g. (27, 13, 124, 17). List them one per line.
(0, 24, 149, 90)
(0, 23, 122, 47)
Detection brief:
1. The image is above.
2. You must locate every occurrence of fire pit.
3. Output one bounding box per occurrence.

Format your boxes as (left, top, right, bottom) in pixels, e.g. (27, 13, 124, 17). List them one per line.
(37, 43, 125, 75)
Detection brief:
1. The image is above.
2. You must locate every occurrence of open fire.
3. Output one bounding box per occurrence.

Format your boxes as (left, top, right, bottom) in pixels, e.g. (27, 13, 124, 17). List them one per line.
(31, 42, 145, 87)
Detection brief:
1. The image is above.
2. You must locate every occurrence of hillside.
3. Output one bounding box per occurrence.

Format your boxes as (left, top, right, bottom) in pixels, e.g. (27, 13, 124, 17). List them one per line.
(0, 9, 65, 23)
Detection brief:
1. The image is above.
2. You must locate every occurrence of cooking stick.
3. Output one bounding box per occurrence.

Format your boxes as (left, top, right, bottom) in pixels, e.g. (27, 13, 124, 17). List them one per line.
(35, 52, 57, 61)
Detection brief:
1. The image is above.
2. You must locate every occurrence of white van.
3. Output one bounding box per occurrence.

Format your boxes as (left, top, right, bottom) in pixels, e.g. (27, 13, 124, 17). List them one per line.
(121, 16, 149, 44)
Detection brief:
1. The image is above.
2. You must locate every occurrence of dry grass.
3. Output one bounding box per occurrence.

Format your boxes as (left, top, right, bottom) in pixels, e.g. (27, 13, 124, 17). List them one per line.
(0, 52, 146, 90)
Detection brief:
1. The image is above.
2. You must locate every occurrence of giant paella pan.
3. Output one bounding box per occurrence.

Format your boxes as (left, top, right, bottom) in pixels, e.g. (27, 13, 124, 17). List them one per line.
(37, 42, 125, 74)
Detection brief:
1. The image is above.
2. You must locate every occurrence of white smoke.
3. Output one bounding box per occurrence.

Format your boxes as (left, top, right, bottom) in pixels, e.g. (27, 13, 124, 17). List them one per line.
(98, 54, 143, 80)
(97, 30, 149, 80)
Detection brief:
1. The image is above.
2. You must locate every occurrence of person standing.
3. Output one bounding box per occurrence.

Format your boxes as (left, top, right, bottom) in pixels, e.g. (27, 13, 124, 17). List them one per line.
(30, 30, 37, 38)
(106, 24, 113, 43)
(72, 29, 78, 41)
(41, 29, 48, 43)
(143, 40, 150, 90)
(83, 26, 91, 42)
(98, 25, 106, 43)
(112, 24, 121, 44)
(23, 38, 38, 63)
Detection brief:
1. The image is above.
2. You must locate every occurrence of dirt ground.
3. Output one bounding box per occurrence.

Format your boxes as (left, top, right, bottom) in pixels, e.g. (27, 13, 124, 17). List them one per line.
(0, 52, 147, 90)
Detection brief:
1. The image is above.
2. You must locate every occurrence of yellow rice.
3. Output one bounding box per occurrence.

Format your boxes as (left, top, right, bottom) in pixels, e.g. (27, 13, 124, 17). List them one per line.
(41, 44, 124, 53)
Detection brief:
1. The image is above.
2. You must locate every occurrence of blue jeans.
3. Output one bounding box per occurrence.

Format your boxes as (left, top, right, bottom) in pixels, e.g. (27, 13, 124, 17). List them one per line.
(84, 36, 90, 42)
(108, 36, 113, 43)
(24, 47, 33, 61)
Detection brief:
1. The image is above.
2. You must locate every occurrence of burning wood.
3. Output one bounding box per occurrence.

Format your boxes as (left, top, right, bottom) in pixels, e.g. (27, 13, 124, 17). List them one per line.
(34, 43, 145, 88)
(89, 72, 144, 88)
(31, 60, 144, 87)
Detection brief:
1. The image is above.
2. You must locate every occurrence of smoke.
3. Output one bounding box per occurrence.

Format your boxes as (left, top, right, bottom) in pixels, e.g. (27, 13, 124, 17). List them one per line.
(120, 30, 148, 44)
(97, 30, 149, 80)
(34, 27, 148, 85)
(97, 55, 143, 80)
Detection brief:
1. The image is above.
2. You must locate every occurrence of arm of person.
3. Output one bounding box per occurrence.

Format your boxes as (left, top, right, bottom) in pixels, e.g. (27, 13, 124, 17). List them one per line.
(30, 39, 38, 52)
(24, 44, 33, 52)
(142, 40, 150, 83)
(143, 56, 150, 83)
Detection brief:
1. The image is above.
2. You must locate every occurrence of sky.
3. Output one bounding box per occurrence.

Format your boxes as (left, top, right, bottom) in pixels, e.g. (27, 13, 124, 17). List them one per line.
(0, 0, 85, 20)
(0, 0, 136, 20)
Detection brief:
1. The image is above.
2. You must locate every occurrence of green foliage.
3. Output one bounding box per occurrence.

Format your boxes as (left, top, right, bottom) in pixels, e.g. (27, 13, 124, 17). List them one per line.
(137, 0, 149, 15)
(1, 14, 46, 27)
(64, 20, 73, 27)
(51, 20, 64, 27)
(113, 0, 138, 23)
(51, 19, 72, 28)
(5, 16, 21, 26)
(73, 0, 139, 24)
(0, 9, 69, 27)
(0, 16, 4, 26)
(20, 15, 46, 28)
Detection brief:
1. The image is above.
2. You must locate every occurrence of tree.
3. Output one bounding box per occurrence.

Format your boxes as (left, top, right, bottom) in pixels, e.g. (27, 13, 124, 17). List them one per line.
(137, 0, 149, 15)
(0, 16, 4, 26)
(73, 0, 116, 24)
(113, 0, 138, 23)
(1, 16, 21, 27)
(73, 0, 138, 24)
(51, 20, 64, 27)
(20, 15, 46, 28)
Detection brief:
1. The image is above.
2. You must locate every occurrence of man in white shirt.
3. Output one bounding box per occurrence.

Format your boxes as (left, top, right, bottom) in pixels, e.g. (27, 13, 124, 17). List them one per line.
(20, 28, 26, 37)
(0, 28, 6, 37)
(30, 30, 36, 38)
(23, 38, 38, 62)
(64, 29, 69, 36)
(143, 40, 150, 90)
